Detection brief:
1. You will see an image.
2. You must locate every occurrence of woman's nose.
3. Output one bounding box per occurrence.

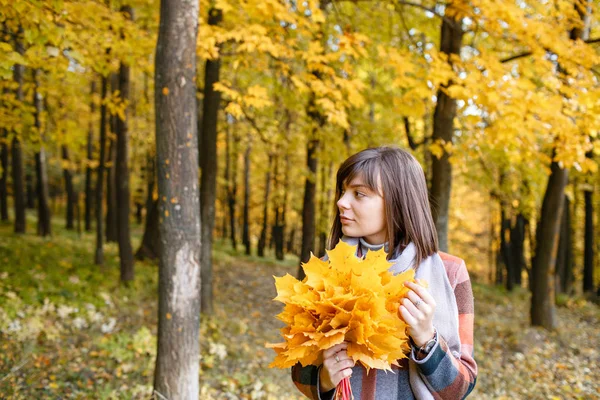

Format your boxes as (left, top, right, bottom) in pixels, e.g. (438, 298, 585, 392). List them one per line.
(337, 193, 349, 209)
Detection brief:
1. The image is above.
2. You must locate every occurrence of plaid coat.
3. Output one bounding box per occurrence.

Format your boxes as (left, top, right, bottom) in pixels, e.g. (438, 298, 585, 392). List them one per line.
(291, 252, 477, 400)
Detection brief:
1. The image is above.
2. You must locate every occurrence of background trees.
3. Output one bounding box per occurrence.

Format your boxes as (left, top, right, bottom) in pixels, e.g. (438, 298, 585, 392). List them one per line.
(1, 0, 600, 395)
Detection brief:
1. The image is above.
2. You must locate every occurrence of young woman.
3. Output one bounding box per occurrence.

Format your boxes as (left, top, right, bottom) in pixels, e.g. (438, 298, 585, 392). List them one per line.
(291, 147, 477, 400)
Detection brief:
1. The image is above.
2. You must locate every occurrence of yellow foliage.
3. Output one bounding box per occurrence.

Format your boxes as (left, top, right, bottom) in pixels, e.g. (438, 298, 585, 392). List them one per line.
(266, 241, 420, 373)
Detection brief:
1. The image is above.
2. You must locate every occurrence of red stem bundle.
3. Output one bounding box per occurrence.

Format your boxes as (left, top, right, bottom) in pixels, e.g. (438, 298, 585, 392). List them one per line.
(334, 377, 354, 400)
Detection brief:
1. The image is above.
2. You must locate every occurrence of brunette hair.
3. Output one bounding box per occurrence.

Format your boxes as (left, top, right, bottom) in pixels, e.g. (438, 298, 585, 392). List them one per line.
(328, 146, 438, 267)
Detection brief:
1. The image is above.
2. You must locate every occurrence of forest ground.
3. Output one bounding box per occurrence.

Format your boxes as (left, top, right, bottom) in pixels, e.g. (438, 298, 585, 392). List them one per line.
(0, 215, 599, 399)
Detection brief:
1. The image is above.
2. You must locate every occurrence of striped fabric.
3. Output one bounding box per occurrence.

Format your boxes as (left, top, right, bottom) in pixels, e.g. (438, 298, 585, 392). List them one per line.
(290, 252, 477, 400)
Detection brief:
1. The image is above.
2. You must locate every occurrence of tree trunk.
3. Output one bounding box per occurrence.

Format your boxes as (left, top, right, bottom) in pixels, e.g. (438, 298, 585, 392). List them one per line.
(226, 125, 239, 250)
(62, 145, 76, 230)
(258, 154, 273, 257)
(242, 135, 252, 255)
(555, 195, 573, 294)
(95, 73, 109, 265)
(500, 207, 514, 291)
(429, 13, 463, 252)
(85, 80, 96, 232)
(153, 0, 201, 397)
(106, 75, 119, 243)
(272, 154, 284, 260)
(583, 188, 594, 293)
(297, 138, 319, 280)
(199, 7, 222, 316)
(12, 31, 26, 234)
(530, 160, 567, 329)
(116, 5, 135, 284)
(0, 130, 8, 221)
(510, 213, 527, 287)
(33, 70, 51, 237)
(136, 151, 159, 260)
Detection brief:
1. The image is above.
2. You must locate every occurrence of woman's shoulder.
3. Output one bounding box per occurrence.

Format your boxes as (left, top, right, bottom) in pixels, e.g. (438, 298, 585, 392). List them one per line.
(437, 251, 470, 289)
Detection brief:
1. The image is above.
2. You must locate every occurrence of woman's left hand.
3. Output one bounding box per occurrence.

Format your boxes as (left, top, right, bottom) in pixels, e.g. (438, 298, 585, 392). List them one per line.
(398, 280, 436, 347)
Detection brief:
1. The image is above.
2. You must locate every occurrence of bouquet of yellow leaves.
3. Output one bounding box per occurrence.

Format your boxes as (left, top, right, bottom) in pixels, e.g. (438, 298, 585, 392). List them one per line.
(266, 241, 421, 374)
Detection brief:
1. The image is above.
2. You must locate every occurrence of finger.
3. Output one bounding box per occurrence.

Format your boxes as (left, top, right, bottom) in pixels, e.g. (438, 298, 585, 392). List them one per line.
(406, 281, 436, 306)
(406, 290, 423, 306)
(334, 350, 351, 362)
(402, 298, 424, 320)
(323, 343, 348, 359)
(398, 305, 417, 326)
(333, 367, 353, 385)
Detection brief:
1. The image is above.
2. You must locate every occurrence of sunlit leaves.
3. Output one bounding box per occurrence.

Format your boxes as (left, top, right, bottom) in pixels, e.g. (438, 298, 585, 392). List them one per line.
(267, 241, 419, 373)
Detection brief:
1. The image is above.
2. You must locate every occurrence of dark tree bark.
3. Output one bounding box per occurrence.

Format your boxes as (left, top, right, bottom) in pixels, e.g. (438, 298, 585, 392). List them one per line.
(105, 74, 119, 244)
(583, 187, 594, 293)
(12, 31, 26, 234)
(62, 145, 76, 230)
(555, 195, 573, 294)
(500, 207, 514, 291)
(153, 0, 201, 397)
(136, 151, 159, 260)
(272, 154, 285, 260)
(26, 173, 35, 209)
(510, 213, 527, 287)
(199, 7, 222, 315)
(242, 135, 252, 255)
(530, 160, 567, 329)
(258, 154, 273, 257)
(116, 5, 135, 284)
(429, 13, 464, 252)
(226, 124, 239, 250)
(85, 81, 96, 232)
(95, 73, 109, 265)
(33, 70, 51, 237)
(297, 138, 319, 280)
(0, 129, 8, 221)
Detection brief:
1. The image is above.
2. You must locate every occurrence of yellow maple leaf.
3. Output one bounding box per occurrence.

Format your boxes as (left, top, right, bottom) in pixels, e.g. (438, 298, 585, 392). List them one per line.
(266, 241, 422, 372)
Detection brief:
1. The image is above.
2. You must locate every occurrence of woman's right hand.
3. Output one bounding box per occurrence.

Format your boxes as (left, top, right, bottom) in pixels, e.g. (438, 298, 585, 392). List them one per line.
(319, 342, 354, 393)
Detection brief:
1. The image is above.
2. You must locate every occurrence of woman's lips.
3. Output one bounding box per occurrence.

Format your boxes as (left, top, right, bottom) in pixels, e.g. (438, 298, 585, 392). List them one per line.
(340, 216, 353, 224)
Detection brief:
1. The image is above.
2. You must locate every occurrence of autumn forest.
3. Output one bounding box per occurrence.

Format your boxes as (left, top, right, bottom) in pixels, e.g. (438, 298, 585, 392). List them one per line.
(0, 0, 599, 398)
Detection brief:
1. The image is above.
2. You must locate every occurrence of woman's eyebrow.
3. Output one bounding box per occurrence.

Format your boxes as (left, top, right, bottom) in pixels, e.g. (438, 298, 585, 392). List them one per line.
(346, 183, 372, 191)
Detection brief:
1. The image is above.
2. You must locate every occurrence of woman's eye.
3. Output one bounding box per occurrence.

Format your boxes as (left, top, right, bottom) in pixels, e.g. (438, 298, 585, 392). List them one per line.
(355, 191, 365, 198)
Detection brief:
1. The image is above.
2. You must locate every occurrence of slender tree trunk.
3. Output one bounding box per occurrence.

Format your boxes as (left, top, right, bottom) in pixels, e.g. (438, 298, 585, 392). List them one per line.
(272, 154, 284, 260)
(153, 0, 201, 397)
(116, 5, 135, 284)
(242, 135, 252, 255)
(33, 70, 51, 237)
(12, 31, 26, 234)
(500, 207, 513, 291)
(136, 151, 159, 260)
(95, 74, 109, 265)
(0, 129, 8, 221)
(85, 81, 96, 232)
(583, 187, 594, 292)
(26, 174, 35, 209)
(227, 125, 239, 250)
(258, 154, 273, 257)
(510, 213, 527, 287)
(531, 160, 567, 329)
(555, 195, 573, 294)
(297, 138, 319, 280)
(105, 73, 119, 243)
(429, 13, 463, 252)
(199, 7, 222, 315)
(62, 145, 76, 230)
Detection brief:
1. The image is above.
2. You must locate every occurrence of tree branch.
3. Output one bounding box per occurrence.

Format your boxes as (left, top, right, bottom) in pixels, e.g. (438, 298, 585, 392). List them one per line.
(501, 37, 600, 63)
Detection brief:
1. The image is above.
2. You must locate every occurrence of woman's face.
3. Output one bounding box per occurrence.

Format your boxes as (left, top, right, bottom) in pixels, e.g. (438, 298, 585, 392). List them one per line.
(336, 174, 387, 245)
